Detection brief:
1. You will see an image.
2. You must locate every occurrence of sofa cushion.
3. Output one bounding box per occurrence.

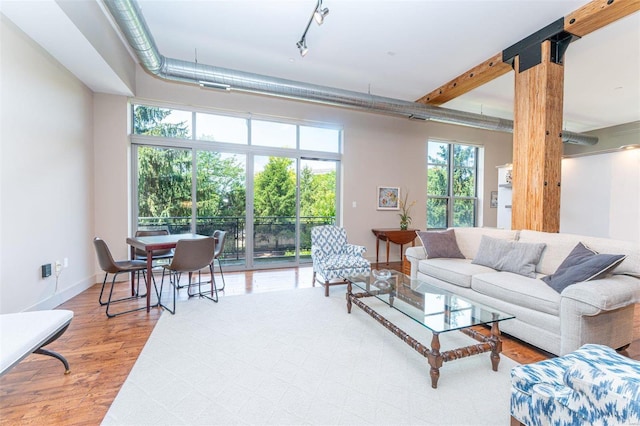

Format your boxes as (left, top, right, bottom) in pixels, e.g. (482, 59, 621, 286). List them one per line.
(472, 235, 546, 278)
(518, 230, 640, 277)
(418, 258, 495, 288)
(546, 242, 597, 270)
(416, 229, 464, 259)
(578, 235, 639, 278)
(472, 272, 560, 316)
(542, 242, 626, 293)
(449, 227, 519, 260)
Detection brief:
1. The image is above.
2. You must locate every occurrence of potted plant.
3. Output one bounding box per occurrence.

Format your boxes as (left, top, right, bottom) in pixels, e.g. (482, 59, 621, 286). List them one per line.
(398, 191, 416, 230)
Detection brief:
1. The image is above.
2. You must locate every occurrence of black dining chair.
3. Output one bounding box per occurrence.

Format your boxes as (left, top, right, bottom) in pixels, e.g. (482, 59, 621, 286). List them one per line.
(212, 229, 227, 291)
(134, 228, 174, 264)
(93, 237, 159, 318)
(134, 228, 176, 292)
(159, 237, 218, 314)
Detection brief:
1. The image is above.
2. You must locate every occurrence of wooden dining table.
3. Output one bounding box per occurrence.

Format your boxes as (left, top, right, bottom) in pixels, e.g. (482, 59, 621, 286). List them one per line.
(126, 233, 210, 312)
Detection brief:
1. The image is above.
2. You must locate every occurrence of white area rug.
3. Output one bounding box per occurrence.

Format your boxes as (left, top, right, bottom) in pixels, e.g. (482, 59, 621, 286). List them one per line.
(103, 287, 519, 425)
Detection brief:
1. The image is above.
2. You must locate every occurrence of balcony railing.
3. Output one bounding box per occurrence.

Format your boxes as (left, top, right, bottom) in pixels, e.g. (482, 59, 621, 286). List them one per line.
(137, 215, 335, 265)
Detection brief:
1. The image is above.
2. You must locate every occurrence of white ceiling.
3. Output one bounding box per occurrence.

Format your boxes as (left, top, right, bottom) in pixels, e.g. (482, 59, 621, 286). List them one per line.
(3, 0, 639, 133)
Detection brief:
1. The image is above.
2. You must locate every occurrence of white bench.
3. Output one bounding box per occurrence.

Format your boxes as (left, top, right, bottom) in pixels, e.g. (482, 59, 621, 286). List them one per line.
(0, 310, 73, 376)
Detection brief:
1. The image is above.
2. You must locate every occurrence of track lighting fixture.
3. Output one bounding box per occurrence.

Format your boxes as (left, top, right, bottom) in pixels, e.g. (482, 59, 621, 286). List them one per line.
(296, 38, 309, 57)
(296, 0, 329, 57)
(314, 3, 329, 25)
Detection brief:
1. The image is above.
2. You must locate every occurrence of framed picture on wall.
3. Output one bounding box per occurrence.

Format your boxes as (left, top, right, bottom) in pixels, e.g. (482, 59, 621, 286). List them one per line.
(490, 191, 498, 208)
(377, 186, 400, 210)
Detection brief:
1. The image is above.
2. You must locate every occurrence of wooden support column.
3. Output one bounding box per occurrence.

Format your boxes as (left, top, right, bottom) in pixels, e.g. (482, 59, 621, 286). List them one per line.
(511, 40, 564, 232)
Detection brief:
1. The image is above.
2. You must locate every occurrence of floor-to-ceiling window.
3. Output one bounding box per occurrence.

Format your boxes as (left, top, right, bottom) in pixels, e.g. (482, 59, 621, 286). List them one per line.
(131, 103, 341, 270)
(253, 154, 297, 265)
(136, 146, 193, 233)
(426, 140, 478, 229)
(194, 151, 247, 266)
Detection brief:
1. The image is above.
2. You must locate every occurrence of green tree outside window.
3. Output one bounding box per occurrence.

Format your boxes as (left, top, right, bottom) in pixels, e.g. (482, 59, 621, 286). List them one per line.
(427, 141, 477, 229)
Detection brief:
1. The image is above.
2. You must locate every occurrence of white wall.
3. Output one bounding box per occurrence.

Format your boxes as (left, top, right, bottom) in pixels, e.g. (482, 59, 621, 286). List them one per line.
(93, 94, 131, 261)
(0, 17, 96, 313)
(560, 148, 640, 242)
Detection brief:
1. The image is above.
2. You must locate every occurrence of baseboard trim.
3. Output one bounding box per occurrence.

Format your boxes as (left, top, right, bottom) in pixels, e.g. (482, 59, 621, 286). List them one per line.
(28, 276, 96, 311)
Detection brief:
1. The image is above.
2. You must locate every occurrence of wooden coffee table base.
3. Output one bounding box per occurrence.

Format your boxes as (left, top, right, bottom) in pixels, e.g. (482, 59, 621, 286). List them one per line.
(346, 283, 503, 389)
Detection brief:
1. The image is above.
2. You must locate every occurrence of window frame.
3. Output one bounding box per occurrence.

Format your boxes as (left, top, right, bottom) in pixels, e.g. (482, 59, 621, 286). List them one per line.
(427, 140, 479, 229)
(129, 101, 343, 271)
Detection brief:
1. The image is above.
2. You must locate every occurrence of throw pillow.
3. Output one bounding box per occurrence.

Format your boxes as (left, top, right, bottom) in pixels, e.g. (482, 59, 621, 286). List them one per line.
(545, 242, 597, 274)
(416, 229, 465, 259)
(541, 242, 626, 293)
(471, 235, 546, 278)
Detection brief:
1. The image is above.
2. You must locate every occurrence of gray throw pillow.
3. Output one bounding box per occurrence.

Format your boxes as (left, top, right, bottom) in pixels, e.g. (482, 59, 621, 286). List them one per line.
(472, 235, 546, 278)
(416, 229, 465, 259)
(544, 242, 596, 273)
(541, 242, 626, 293)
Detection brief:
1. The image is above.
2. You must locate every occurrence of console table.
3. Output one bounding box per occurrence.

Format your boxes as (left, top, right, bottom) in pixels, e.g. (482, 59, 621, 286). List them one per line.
(371, 228, 418, 265)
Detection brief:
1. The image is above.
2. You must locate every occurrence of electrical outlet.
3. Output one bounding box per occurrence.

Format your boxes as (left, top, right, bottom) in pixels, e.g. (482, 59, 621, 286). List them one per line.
(41, 264, 52, 278)
(55, 261, 63, 273)
(63, 257, 69, 268)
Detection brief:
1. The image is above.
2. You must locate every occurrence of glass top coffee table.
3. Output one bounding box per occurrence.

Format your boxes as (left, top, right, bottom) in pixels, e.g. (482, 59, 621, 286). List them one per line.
(344, 270, 515, 388)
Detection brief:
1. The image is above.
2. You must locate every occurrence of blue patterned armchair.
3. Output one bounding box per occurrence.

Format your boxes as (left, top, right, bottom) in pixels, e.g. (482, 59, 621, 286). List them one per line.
(311, 225, 370, 297)
(510, 344, 640, 426)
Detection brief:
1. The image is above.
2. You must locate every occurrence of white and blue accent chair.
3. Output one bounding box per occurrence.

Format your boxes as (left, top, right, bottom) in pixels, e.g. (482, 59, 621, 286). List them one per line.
(510, 343, 640, 425)
(311, 225, 370, 297)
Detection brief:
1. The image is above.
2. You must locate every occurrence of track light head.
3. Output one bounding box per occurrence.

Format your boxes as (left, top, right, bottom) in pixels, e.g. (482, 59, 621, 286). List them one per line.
(314, 7, 329, 25)
(296, 39, 308, 57)
(296, 0, 328, 56)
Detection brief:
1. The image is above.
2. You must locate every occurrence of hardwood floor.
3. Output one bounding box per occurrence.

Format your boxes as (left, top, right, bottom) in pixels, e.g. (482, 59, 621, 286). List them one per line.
(1, 263, 638, 425)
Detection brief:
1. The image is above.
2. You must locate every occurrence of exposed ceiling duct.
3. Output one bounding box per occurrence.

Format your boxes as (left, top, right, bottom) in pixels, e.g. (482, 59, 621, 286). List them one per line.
(104, 0, 598, 146)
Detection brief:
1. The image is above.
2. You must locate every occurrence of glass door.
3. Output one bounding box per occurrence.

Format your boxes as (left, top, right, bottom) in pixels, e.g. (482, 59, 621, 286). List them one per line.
(194, 151, 247, 267)
(135, 146, 193, 233)
(252, 155, 298, 266)
(299, 159, 337, 263)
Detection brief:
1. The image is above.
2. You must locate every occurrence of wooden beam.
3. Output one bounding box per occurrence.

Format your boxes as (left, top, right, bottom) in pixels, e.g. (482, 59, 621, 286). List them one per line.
(511, 41, 564, 232)
(565, 0, 640, 37)
(415, 53, 512, 106)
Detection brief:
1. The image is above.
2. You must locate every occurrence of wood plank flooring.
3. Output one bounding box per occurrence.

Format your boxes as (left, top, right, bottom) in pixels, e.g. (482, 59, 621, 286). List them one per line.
(1, 263, 638, 425)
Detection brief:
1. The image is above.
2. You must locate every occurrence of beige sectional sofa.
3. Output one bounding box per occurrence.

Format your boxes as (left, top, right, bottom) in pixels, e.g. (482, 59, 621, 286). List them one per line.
(405, 227, 640, 356)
